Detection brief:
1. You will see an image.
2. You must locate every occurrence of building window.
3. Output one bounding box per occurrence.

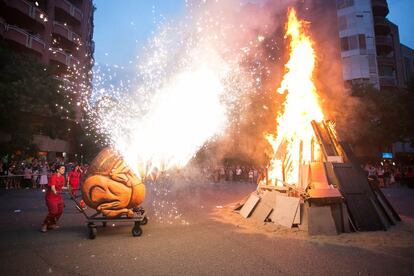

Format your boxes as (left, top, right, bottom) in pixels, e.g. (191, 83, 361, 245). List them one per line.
(337, 0, 354, 10)
(338, 15, 347, 31)
(404, 57, 414, 81)
(368, 55, 377, 73)
(340, 34, 367, 52)
(349, 35, 358, 50)
(359, 34, 366, 49)
(378, 65, 394, 77)
(341, 37, 349, 51)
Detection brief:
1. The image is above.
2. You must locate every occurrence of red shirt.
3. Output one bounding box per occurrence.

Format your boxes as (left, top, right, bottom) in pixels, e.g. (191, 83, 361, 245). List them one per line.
(68, 171, 81, 186)
(46, 174, 65, 201)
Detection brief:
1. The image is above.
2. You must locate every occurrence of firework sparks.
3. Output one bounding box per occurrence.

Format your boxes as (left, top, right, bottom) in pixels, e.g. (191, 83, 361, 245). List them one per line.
(61, 1, 308, 224)
(85, 1, 261, 179)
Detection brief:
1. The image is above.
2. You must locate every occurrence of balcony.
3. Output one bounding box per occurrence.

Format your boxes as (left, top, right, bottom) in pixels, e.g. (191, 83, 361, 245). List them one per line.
(372, 0, 389, 17)
(3, 24, 45, 55)
(379, 76, 397, 87)
(54, 75, 75, 87)
(376, 35, 393, 54)
(55, 0, 83, 23)
(50, 48, 79, 69)
(30, 35, 45, 53)
(53, 21, 81, 45)
(3, 0, 46, 25)
(374, 16, 391, 35)
(377, 55, 395, 66)
(68, 55, 80, 67)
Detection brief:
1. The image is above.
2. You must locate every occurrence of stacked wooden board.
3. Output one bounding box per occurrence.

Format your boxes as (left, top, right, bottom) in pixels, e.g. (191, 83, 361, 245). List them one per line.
(236, 120, 400, 235)
(239, 190, 301, 228)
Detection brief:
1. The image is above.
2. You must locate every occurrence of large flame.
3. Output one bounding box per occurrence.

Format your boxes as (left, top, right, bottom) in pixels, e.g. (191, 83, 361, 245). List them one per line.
(265, 8, 324, 186)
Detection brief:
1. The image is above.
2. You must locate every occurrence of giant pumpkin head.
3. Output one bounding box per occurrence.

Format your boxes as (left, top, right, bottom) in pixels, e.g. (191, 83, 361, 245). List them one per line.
(82, 147, 145, 218)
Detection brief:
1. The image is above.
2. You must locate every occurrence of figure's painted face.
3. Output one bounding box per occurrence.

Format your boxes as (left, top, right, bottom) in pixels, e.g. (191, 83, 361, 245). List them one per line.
(81, 148, 145, 218)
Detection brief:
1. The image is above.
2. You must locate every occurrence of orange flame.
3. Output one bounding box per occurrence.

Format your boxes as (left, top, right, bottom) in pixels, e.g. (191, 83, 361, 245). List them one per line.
(265, 8, 324, 186)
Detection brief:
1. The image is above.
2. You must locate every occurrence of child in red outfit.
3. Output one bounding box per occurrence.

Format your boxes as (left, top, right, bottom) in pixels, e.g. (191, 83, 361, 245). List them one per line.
(68, 165, 83, 197)
(41, 165, 65, 232)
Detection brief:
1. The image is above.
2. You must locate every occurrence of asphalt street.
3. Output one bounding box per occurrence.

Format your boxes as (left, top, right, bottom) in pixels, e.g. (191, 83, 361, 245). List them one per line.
(0, 181, 413, 275)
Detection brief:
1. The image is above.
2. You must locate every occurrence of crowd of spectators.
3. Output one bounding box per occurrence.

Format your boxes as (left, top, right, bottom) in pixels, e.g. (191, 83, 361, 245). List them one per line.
(200, 165, 266, 184)
(2, 156, 414, 190)
(0, 157, 88, 190)
(363, 160, 414, 188)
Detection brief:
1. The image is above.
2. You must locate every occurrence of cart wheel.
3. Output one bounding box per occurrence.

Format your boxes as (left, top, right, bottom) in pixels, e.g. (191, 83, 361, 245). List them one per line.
(132, 224, 142, 237)
(102, 222, 107, 227)
(140, 216, 148, 225)
(88, 225, 97, 239)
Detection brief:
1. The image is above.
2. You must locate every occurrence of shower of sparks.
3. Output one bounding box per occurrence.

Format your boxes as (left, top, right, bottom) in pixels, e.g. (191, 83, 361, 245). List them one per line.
(149, 178, 190, 225)
(82, 1, 268, 179)
(58, 0, 293, 223)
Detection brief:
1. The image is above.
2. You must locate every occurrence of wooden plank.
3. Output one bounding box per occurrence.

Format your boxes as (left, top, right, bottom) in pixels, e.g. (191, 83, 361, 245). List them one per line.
(331, 203, 343, 233)
(271, 195, 300, 228)
(332, 163, 366, 193)
(308, 188, 342, 199)
(312, 121, 338, 156)
(298, 203, 309, 231)
(370, 197, 391, 230)
(344, 194, 386, 231)
(240, 193, 260, 218)
(299, 164, 310, 190)
(333, 164, 389, 231)
(370, 183, 401, 221)
(233, 195, 250, 211)
(342, 203, 351, 233)
(308, 206, 338, 235)
(374, 190, 397, 224)
(310, 162, 330, 189)
(293, 203, 301, 225)
(327, 156, 343, 163)
(251, 201, 273, 222)
(261, 190, 280, 207)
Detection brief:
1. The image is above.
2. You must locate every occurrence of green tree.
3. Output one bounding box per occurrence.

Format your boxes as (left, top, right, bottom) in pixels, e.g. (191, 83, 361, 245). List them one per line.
(400, 78, 414, 144)
(348, 82, 414, 149)
(0, 43, 75, 155)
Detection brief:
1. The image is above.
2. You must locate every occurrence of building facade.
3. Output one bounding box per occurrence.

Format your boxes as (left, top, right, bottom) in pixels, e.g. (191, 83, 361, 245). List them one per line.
(401, 44, 414, 84)
(336, 0, 413, 90)
(0, 0, 94, 160)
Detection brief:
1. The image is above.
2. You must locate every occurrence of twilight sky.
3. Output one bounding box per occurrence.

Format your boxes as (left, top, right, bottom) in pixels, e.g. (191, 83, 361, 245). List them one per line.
(93, 0, 414, 68)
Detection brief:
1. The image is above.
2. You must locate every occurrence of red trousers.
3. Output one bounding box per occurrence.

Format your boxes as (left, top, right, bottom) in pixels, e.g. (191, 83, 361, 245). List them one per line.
(71, 183, 79, 197)
(43, 199, 64, 226)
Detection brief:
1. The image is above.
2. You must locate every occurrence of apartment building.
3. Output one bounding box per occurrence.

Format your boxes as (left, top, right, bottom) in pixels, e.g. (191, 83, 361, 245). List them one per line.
(336, 0, 413, 90)
(401, 44, 414, 84)
(0, 0, 94, 160)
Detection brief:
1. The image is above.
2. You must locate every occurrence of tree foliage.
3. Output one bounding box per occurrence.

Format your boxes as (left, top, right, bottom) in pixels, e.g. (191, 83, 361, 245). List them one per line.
(349, 82, 414, 148)
(0, 43, 75, 154)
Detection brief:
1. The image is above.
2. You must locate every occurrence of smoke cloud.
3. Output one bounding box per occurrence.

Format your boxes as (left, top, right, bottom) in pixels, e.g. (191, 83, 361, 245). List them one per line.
(87, 0, 364, 178)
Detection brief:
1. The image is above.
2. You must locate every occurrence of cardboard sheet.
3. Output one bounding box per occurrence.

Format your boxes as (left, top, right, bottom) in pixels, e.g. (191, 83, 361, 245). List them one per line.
(271, 195, 300, 228)
(240, 193, 260, 218)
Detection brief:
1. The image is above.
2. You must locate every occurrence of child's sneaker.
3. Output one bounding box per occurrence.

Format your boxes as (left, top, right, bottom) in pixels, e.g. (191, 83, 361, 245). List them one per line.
(40, 224, 47, 233)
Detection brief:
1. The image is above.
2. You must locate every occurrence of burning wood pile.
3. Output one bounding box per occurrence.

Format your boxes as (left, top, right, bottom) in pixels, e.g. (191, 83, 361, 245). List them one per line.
(236, 9, 400, 235)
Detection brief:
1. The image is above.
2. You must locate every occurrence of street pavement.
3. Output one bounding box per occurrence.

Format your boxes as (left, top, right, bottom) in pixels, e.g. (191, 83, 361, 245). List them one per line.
(0, 181, 413, 275)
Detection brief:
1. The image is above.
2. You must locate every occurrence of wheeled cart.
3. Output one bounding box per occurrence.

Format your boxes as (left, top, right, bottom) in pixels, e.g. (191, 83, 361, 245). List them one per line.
(70, 192, 148, 239)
